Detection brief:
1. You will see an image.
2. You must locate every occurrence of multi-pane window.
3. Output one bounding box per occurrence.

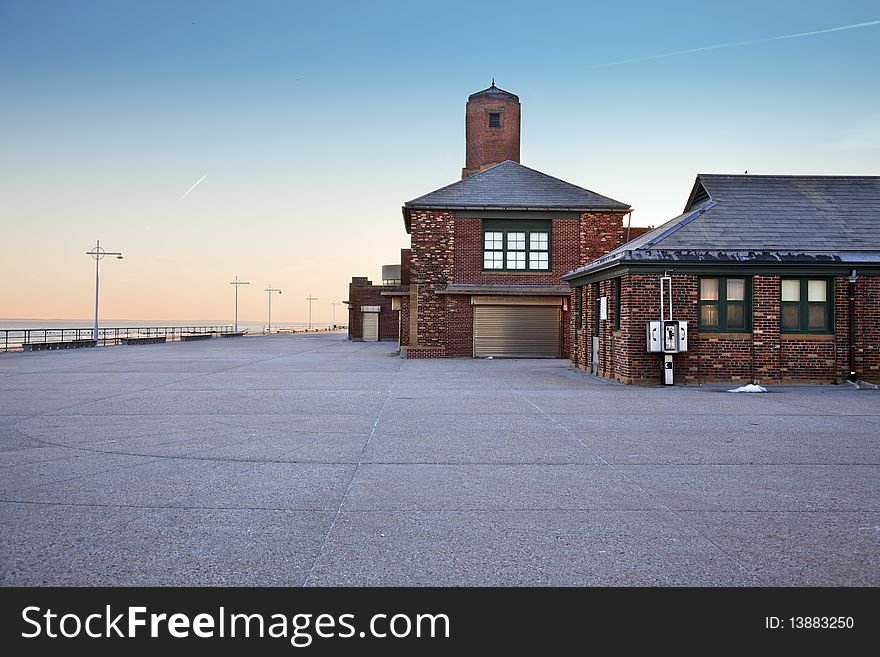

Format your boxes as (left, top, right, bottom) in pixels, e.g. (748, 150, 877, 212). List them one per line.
(781, 278, 832, 333)
(699, 277, 750, 331)
(483, 231, 504, 269)
(507, 232, 526, 269)
(482, 221, 550, 271)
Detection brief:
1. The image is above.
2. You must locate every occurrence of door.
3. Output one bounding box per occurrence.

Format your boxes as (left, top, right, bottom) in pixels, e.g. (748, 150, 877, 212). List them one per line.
(363, 312, 379, 342)
(473, 305, 561, 358)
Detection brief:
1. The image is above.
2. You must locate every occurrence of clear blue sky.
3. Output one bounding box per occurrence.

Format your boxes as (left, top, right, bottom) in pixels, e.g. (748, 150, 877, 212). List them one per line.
(1, 0, 878, 322)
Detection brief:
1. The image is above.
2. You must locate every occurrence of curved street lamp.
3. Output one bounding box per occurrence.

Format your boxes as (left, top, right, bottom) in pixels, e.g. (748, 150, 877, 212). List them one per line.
(229, 276, 250, 332)
(264, 285, 282, 334)
(86, 240, 123, 342)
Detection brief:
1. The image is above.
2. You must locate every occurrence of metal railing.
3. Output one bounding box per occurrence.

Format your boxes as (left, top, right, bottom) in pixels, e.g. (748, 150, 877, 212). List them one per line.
(264, 324, 347, 334)
(1, 325, 233, 353)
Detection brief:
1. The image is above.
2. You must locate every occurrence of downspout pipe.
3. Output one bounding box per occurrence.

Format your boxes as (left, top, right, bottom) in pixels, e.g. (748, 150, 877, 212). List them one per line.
(848, 269, 858, 382)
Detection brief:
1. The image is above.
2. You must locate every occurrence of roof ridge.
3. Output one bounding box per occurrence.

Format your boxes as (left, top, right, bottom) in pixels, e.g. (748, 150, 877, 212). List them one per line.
(698, 173, 880, 180)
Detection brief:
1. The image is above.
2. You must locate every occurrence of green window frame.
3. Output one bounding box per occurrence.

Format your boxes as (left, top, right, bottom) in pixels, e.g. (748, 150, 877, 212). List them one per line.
(482, 220, 551, 272)
(698, 276, 751, 332)
(780, 278, 833, 333)
(613, 278, 621, 331)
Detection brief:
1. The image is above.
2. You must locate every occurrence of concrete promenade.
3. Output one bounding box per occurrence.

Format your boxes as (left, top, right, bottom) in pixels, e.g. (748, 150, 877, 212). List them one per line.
(1, 333, 877, 586)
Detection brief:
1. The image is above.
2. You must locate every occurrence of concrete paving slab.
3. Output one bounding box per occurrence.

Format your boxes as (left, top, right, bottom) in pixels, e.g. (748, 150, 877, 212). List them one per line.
(305, 510, 762, 586)
(15, 413, 375, 449)
(547, 414, 880, 464)
(0, 502, 129, 584)
(2, 503, 333, 586)
(0, 452, 156, 496)
(345, 464, 656, 512)
(524, 388, 837, 417)
(45, 389, 384, 417)
(617, 464, 880, 512)
(19, 458, 356, 510)
(364, 416, 603, 464)
(678, 511, 880, 586)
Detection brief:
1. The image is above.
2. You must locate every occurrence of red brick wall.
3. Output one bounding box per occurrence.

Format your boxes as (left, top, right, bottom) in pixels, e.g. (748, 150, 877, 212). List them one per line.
(346, 277, 400, 341)
(573, 273, 880, 384)
(453, 216, 584, 285)
(854, 276, 880, 382)
(571, 278, 626, 379)
(407, 210, 625, 359)
(409, 210, 455, 352)
(445, 295, 474, 357)
(400, 249, 412, 286)
(465, 95, 520, 174)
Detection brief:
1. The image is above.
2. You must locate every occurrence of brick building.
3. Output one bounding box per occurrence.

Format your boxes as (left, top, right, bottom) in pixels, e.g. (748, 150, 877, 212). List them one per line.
(394, 83, 636, 358)
(346, 252, 410, 342)
(563, 174, 880, 384)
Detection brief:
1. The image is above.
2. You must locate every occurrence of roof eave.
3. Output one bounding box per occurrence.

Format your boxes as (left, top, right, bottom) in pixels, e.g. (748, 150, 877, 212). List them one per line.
(402, 204, 631, 213)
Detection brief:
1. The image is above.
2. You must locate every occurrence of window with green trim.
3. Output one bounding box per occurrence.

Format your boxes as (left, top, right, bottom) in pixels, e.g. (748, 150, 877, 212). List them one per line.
(698, 277, 751, 331)
(781, 278, 833, 333)
(613, 278, 621, 331)
(482, 220, 551, 271)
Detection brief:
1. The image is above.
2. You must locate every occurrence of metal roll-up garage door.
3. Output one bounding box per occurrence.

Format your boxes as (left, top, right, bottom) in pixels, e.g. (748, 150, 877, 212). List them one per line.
(473, 305, 561, 358)
(362, 313, 379, 342)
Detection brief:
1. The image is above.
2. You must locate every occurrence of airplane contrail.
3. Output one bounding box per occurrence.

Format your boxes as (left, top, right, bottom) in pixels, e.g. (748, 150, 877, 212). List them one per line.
(181, 174, 207, 199)
(593, 19, 880, 67)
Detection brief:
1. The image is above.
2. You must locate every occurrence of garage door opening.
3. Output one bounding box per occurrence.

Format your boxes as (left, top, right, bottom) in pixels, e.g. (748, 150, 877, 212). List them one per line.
(473, 305, 561, 358)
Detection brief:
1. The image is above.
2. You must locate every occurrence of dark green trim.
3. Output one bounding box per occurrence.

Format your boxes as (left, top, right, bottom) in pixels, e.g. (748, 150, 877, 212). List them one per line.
(698, 276, 752, 332)
(564, 261, 880, 286)
(780, 277, 834, 334)
(482, 220, 552, 273)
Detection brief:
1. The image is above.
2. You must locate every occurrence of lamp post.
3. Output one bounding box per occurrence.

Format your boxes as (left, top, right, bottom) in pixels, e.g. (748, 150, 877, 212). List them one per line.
(330, 301, 341, 327)
(265, 285, 282, 334)
(306, 294, 318, 330)
(229, 276, 250, 332)
(85, 240, 123, 342)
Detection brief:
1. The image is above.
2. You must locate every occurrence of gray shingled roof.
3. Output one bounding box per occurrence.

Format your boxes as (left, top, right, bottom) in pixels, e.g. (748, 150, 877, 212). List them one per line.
(404, 160, 630, 213)
(468, 83, 519, 101)
(563, 174, 880, 280)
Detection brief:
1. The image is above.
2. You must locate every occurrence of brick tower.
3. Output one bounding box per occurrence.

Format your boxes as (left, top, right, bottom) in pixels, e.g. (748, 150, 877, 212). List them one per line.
(462, 81, 521, 179)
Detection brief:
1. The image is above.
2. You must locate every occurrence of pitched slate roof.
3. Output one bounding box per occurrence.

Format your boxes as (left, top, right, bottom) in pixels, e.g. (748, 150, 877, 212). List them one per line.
(468, 83, 519, 101)
(563, 174, 880, 280)
(402, 160, 630, 231)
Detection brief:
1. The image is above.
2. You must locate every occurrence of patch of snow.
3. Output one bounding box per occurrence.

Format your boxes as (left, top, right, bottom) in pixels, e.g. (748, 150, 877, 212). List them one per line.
(486, 356, 494, 360)
(728, 384, 767, 393)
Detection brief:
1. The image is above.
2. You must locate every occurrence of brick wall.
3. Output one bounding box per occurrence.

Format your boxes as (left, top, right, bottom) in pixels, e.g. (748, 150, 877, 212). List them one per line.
(409, 210, 455, 352)
(854, 276, 880, 382)
(346, 277, 400, 341)
(445, 295, 474, 357)
(573, 272, 880, 384)
(407, 210, 625, 359)
(465, 95, 520, 175)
